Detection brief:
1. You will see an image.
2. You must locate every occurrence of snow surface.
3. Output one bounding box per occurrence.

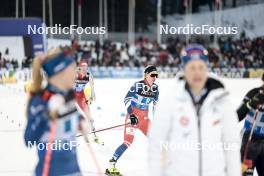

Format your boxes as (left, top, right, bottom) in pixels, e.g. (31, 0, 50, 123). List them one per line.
(0, 78, 262, 176)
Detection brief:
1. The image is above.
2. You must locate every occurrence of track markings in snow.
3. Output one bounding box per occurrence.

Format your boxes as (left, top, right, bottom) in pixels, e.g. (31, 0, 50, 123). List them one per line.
(0, 110, 23, 129)
(0, 84, 26, 129)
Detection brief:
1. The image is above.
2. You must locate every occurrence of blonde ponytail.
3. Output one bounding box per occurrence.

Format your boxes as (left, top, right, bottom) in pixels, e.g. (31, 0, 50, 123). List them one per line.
(26, 48, 66, 118)
(30, 48, 62, 93)
(25, 55, 44, 117)
(31, 56, 43, 93)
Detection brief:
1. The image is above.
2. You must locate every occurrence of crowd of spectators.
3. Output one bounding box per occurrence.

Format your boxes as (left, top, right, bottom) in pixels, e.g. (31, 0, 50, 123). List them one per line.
(0, 50, 19, 70)
(73, 35, 264, 69)
(208, 36, 264, 68)
(21, 57, 33, 69)
(0, 35, 263, 70)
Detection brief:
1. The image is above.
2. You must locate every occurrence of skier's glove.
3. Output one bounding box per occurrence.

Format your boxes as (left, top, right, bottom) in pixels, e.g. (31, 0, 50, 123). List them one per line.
(85, 100, 91, 105)
(85, 96, 96, 105)
(129, 114, 139, 125)
(247, 90, 264, 110)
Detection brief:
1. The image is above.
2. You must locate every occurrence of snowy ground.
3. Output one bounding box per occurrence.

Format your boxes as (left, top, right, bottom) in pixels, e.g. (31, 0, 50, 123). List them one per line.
(0, 78, 262, 176)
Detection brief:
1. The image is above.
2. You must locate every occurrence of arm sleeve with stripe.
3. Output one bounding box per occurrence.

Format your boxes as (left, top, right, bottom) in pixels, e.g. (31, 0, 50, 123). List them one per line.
(124, 83, 137, 115)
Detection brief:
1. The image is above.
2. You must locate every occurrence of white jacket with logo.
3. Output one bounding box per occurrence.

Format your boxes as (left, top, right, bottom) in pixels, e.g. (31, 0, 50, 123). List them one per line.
(148, 77, 241, 176)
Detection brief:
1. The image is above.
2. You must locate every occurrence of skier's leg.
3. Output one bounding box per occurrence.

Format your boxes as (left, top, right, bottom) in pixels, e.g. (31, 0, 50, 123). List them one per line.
(255, 140, 264, 176)
(241, 132, 259, 176)
(106, 115, 136, 175)
(139, 117, 150, 137)
(80, 98, 102, 144)
(113, 115, 135, 160)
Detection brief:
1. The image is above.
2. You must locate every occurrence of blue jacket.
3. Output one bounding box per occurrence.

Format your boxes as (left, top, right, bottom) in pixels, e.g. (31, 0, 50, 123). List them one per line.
(24, 84, 82, 176)
(124, 80, 159, 114)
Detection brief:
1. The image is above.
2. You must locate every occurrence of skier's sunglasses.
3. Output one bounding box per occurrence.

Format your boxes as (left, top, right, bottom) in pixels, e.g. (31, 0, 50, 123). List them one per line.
(150, 74, 158, 78)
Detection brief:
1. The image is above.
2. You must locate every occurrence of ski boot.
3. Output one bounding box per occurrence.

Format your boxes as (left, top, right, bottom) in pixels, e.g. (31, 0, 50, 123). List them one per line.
(105, 158, 122, 176)
(93, 133, 104, 145)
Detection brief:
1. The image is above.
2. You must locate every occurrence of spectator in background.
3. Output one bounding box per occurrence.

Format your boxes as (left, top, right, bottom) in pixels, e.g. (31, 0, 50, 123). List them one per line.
(5, 48, 9, 55)
(2, 34, 263, 70)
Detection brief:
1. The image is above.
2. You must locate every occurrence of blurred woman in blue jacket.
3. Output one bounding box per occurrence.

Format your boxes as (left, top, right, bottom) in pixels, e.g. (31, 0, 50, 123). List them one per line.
(24, 48, 87, 176)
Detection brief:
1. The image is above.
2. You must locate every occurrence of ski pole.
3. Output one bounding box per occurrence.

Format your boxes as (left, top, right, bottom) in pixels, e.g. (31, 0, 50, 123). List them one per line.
(83, 133, 104, 176)
(75, 102, 130, 135)
(76, 122, 131, 137)
(42, 120, 56, 176)
(76, 103, 103, 175)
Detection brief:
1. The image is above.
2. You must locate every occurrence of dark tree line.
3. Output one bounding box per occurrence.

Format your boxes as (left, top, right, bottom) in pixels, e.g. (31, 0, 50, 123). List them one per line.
(0, 0, 244, 32)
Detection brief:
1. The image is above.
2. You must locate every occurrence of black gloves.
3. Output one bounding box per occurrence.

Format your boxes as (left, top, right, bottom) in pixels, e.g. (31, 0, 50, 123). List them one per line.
(129, 114, 139, 125)
(247, 90, 264, 109)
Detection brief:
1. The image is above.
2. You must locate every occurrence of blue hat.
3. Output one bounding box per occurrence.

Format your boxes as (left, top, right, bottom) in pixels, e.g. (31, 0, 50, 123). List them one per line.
(181, 44, 208, 66)
(42, 53, 75, 77)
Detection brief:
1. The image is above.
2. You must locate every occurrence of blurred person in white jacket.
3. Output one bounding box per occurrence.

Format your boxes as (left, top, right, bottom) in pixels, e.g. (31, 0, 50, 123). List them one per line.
(148, 44, 241, 176)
